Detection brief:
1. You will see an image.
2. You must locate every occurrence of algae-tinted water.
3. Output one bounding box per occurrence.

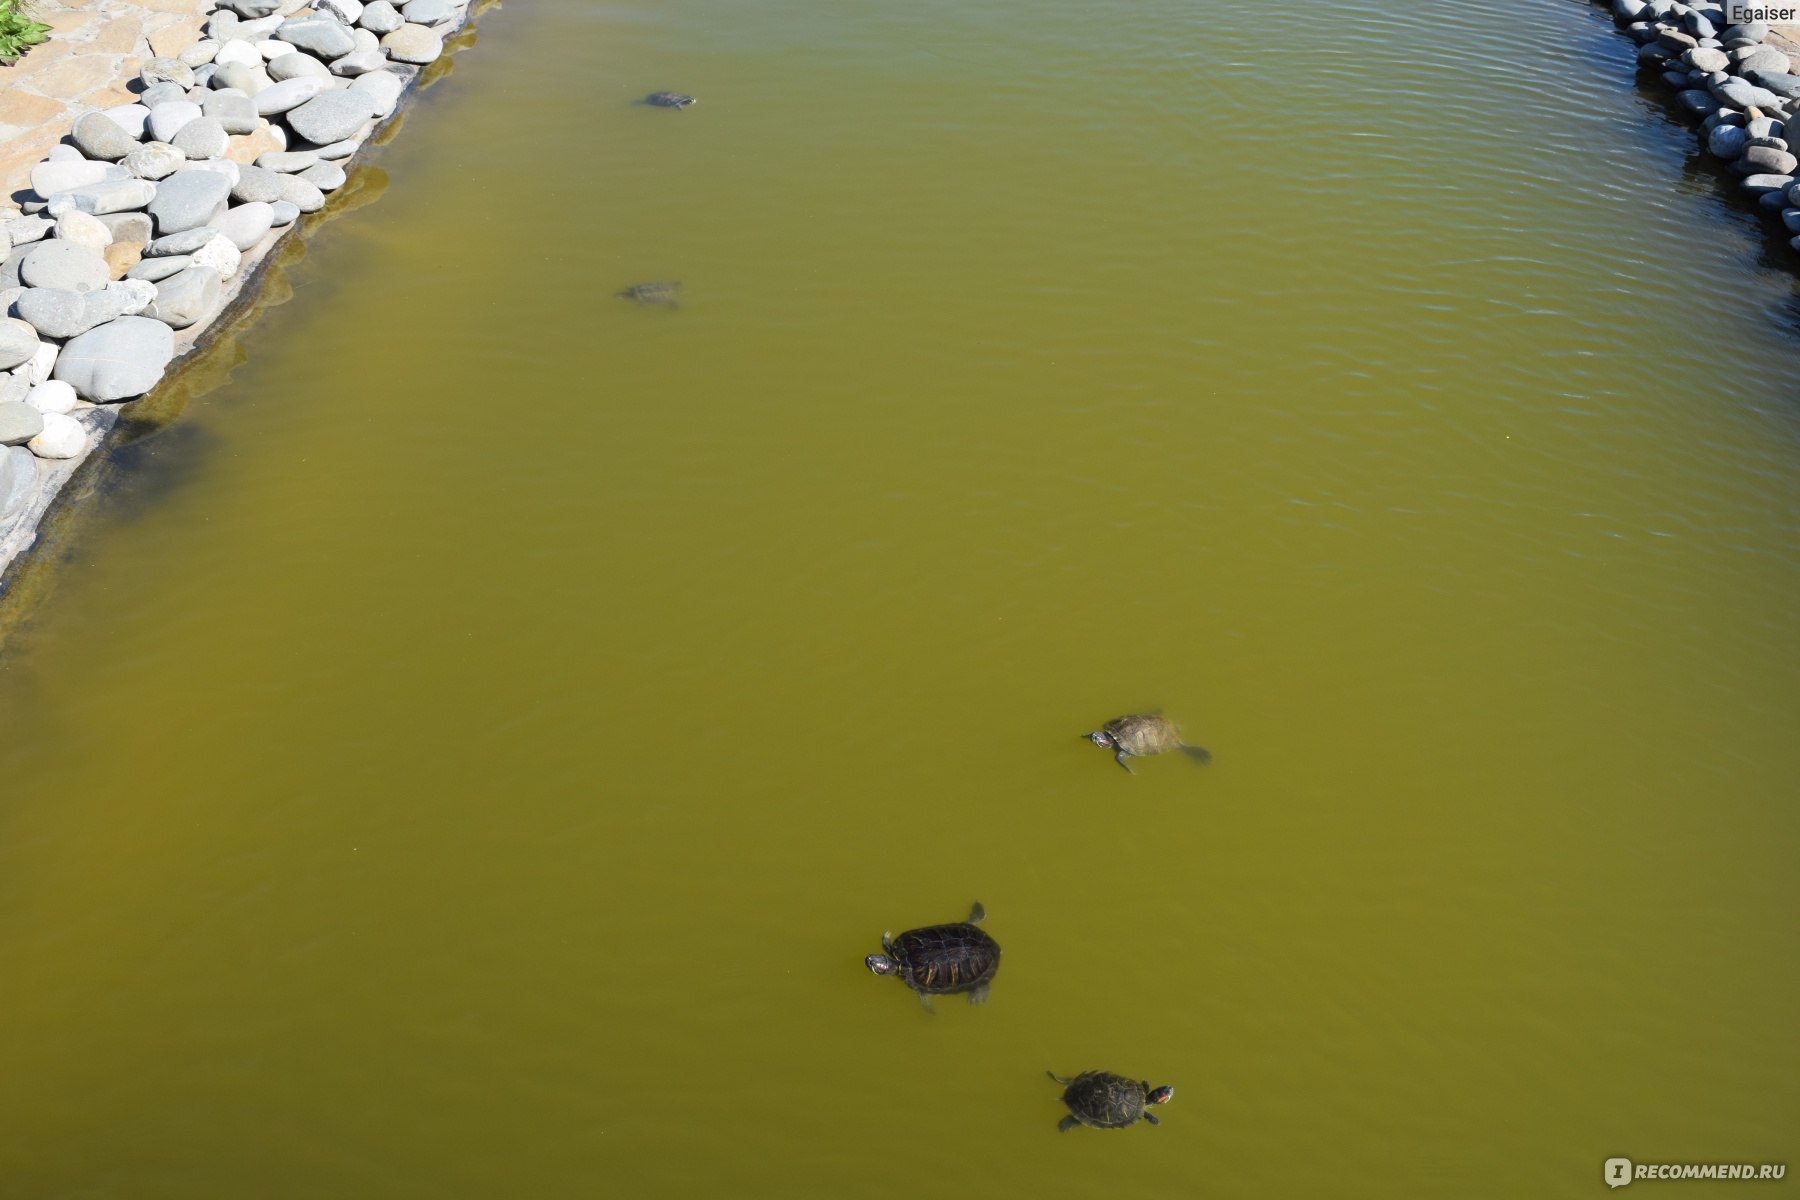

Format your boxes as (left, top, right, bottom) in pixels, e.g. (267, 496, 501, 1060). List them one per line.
(1, 0, 1797, 1196)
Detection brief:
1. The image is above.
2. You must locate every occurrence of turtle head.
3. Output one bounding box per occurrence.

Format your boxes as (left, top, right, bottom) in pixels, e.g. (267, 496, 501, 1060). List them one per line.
(865, 953, 901, 977)
(1147, 1085, 1174, 1106)
(1086, 730, 1116, 749)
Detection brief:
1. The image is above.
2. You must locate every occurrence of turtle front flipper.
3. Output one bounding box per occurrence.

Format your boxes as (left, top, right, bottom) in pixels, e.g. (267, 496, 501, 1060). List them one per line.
(1047, 1071, 1076, 1085)
(1180, 744, 1212, 766)
(1143, 1111, 1160, 1127)
(1058, 1115, 1080, 1133)
(1114, 749, 1135, 773)
(915, 990, 937, 1014)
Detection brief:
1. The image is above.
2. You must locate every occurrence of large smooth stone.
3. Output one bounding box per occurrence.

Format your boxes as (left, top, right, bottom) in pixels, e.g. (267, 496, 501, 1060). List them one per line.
(271, 173, 326, 212)
(147, 268, 221, 329)
(285, 90, 378, 144)
(0, 318, 39, 371)
(1686, 46, 1730, 71)
(147, 169, 233, 234)
(96, 212, 153, 244)
(1748, 69, 1800, 99)
(0, 402, 45, 446)
(380, 22, 442, 63)
(127, 255, 194, 282)
(25, 380, 78, 414)
(101, 104, 152, 140)
(218, 201, 275, 249)
(1733, 44, 1791, 74)
(171, 116, 231, 160)
(147, 99, 205, 144)
(178, 39, 221, 66)
(268, 200, 300, 226)
(1740, 145, 1798, 174)
(254, 76, 327, 115)
(1739, 172, 1794, 194)
(349, 68, 403, 115)
(17, 288, 99, 338)
(329, 49, 387, 76)
(1721, 21, 1769, 44)
(214, 37, 262, 67)
(1708, 123, 1748, 158)
(298, 161, 346, 191)
(30, 159, 118, 197)
(28, 411, 86, 459)
(276, 16, 357, 58)
(253, 150, 317, 173)
(52, 317, 175, 402)
(146, 226, 222, 256)
(232, 163, 286, 202)
(54, 210, 112, 253)
(70, 112, 138, 161)
(19, 241, 110, 292)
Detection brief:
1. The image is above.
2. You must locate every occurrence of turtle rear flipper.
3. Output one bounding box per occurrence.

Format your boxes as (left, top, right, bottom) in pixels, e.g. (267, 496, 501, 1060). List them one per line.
(1180, 744, 1212, 765)
(966, 901, 986, 925)
(966, 981, 990, 1005)
(1058, 1115, 1080, 1133)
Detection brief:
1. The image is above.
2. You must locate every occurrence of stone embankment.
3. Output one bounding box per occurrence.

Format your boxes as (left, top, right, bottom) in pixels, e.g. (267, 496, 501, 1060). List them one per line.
(1605, 3, 1800, 237)
(0, 0, 472, 583)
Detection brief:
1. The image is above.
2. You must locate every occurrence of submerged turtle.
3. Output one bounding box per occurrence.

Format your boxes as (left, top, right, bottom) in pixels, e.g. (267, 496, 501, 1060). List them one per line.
(1048, 1070, 1174, 1132)
(618, 280, 681, 306)
(1085, 713, 1211, 774)
(640, 91, 697, 109)
(865, 901, 1001, 1010)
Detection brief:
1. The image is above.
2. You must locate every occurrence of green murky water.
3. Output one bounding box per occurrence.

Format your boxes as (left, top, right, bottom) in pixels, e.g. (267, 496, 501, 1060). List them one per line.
(1, 0, 1797, 1195)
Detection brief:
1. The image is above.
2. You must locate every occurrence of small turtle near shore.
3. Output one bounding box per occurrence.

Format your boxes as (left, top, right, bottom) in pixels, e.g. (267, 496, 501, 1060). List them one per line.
(1048, 1071, 1173, 1132)
(1084, 713, 1210, 774)
(618, 281, 681, 307)
(639, 91, 697, 110)
(865, 901, 1001, 1011)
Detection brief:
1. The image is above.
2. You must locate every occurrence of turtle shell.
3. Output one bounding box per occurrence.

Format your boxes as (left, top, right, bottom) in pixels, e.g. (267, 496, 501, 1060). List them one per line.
(645, 91, 696, 108)
(1104, 714, 1182, 757)
(1059, 1072, 1150, 1129)
(891, 921, 1001, 996)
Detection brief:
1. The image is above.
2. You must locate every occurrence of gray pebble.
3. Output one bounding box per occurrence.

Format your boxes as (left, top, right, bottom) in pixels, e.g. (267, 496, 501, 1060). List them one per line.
(311, 138, 359, 160)
(178, 39, 221, 67)
(268, 200, 300, 226)
(127, 255, 194, 282)
(299, 161, 347, 191)
(0, 318, 39, 371)
(381, 22, 443, 64)
(359, 0, 401, 32)
(1732, 44, 1790, 74)
(1721, 21, 1769, 44)
(146, 267, 220, 329)
(123, 141, 187, 181)
(140, 58, 196, 88)
(147, 100, 204, 144)
(254, 151, 318, 172)
(31, 159, 121, 197)
(1738, 172, 1794, 194)
(16, 287, 104, 339)
(232, 163, 287, 202)
(96, 212, 153, 244)
(203, 90, 260, 135)
(254, 76, 328, 116)
(1686, 46, 1729, 71)
(330, 49, 388, 76)
(277, 16, 357, 59)
(145, 227, 222, 256)
(209, 62, 263, 94)
(1707, 123, 1747, 158)
(285, 89, 377, 143)
(350, 68, 403, 115)
(273, 173, 326, 213)
(218, 201, 275, 249)
(2, 216, 53, 246)
(400, 0, 455, 24)
(268, 50, 332, 82)
(139, 81, 188, 109)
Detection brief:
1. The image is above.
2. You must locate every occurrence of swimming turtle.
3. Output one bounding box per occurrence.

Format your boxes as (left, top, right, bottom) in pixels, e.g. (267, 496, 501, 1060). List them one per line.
(865, 901, 1000, 1010)
(640, 91, 697, 110)
(1048, 1070, 1174, 1132)
(1085, 713, 1211, 774)
(618, 280, 681, 306)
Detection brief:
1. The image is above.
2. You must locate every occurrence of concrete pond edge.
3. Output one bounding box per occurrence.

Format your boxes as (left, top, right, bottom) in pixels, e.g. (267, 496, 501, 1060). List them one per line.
(0, 0, 485, 601)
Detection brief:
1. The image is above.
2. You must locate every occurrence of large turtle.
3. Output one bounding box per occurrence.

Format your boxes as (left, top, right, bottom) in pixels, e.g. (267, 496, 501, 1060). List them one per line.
(639, 91, 697, 110)
(1048, 1070, 1174, 1132)
(865, 902, 1000, 1010)
(1085, 713, 1211, 774)
(618, 281, 681, 307)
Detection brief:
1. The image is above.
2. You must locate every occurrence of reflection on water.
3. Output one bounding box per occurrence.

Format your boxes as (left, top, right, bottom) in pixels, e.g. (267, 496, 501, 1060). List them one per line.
(0, 0, 1796, 1196)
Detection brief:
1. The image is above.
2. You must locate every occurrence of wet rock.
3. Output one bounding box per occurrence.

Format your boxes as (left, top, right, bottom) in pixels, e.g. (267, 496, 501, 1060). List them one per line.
(172, 116, 231, 161)
(148, 99, 205, 144)
(140, 57, 196, 88)
(269, 50, 332, 81)
(285, 90, 378, 144)
(1615, 0, 1648, 19)
(0, 402, 45, 446)
(0, 318, 39, 371)
(70, 113, 137, 163)
(381, 22, 442, 63)
(53, 317, 176, 402)
(204, 90, 260, 135)
(1675, 88, 1720, 116)
(359, 0, 401, 32)
(1783, 207, 1800, 232)
(1738, 172, 1793, 195)
(147, 169, 233, 235)
(123, 141, 188, 181)
(28, 411, 86, 460)
(147, 267, 221, 328)
(20, 241, 110, 292)
(1708, 123, 1748, 158)
(254, 76, 328, 116)
(277, 16, 357, 58)
(218, 201, 275, 250)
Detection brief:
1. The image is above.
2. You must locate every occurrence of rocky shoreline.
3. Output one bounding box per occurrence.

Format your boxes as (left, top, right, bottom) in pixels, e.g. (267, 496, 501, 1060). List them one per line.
(1600, 3, 1800, 235)
(0, 0, 476, 593)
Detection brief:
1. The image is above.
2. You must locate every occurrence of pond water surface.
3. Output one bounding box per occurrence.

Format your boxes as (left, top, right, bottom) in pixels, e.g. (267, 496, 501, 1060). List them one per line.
(0, 0, 1797, 1196)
